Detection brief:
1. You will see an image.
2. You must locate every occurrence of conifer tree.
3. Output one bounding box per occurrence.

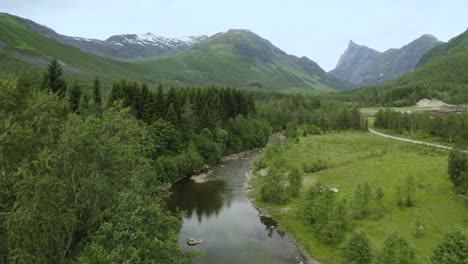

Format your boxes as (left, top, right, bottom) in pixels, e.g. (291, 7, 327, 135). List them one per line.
(68, 81, 81, 113)
(42, 59, 67, 96)
(154, 84, 165, 118)
(92, 77, 101, 106)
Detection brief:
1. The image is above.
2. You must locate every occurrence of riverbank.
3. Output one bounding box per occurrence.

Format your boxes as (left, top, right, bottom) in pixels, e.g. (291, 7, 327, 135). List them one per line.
(246, 132, 468, 263)
(244, 168, 322, 264)
(169, 147, 308, 264)
(172, 148, 264, 184)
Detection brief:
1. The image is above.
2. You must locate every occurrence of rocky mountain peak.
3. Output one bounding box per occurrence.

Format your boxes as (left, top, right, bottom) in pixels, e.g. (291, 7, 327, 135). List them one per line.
(330, 34, 442, 87)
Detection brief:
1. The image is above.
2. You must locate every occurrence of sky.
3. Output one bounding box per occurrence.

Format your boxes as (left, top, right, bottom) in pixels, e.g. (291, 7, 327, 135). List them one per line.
(1, 0, 467, 71)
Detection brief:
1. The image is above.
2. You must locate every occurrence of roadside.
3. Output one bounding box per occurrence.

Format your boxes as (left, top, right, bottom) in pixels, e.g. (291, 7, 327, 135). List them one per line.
(368, 127, 467, 153)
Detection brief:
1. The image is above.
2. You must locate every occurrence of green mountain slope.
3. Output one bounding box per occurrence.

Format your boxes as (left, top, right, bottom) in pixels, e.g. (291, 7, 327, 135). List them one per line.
(133, 29, 353, 93)
(331, 29, 468, 106)
(0, 13, 156, 83)
(0, 13, 351, 93)
(416, 29, 468, 68)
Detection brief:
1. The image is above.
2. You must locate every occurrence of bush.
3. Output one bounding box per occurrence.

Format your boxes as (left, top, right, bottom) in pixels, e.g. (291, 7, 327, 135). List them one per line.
(342, 230, 373, 264)
(302, 158, 328, 173)
(428, 227, 468, 264)
(288, 167, 303, 197)
(375, 232, 415, 264)
(448, 149, 467, 193)
(260, 167, 288, 204)
(253, 157, 267, 172)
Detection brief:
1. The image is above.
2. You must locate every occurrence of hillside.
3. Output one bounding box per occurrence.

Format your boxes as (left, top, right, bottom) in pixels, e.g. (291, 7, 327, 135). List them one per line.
(331, 29, 468, 106)
(133, 29, 354, 93)
(329, 35, 442, 87)
(0, 13, 351, 93)
(19, 13, 208, 60)
(0, 13, 158, 84)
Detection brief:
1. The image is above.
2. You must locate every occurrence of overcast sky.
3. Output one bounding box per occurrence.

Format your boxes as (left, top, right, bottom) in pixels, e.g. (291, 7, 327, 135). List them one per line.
(1, 0, 467, 71)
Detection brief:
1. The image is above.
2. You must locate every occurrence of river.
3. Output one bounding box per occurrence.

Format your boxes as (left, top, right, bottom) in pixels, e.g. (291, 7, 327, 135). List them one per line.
(168, 151, 307, 264)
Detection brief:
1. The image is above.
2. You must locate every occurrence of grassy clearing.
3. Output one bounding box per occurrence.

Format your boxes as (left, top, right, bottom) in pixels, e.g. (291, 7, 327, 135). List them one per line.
(252, 132, 467, 263)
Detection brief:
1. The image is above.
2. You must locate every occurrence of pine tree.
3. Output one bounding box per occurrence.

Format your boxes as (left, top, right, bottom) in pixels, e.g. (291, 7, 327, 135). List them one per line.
(154, 84, 165, 118)
(42, 59, 67, 96)
(68, 81, 81, 113)
(92, 77, 101, 106)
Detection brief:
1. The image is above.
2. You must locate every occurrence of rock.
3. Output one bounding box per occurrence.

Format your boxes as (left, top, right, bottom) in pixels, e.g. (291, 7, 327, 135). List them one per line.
(186, 237, 203, 246)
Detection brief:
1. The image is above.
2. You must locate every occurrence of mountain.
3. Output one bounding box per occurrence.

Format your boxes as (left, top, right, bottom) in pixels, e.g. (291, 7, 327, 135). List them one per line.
(17, 14, 208, 60)
(332, 29, 468, 106)
(329, 35, 442, 87)
(132, 29, 354, 93)
(0, 13, 351, 93)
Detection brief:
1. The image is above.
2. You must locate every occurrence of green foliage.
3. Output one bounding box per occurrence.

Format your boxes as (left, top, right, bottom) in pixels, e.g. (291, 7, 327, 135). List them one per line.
(42, 59, 67, 96)
(375, 232, 416, 264)
(412, 213, 425, 238)
(448, 149, 468, 193)
(403, 175, 417, 207)
(78, 188, 201, 264)
(428, 227, 468, 264)
(322, 198, 351, 244)
(342, 230, 372, 264)
(260, 167, 288, 204)
(258, 98, 364, 132)
(252, 132, 468, 263)
(285, 122, 298, 139)
(92, 77, 101, 106)
(302, 158, 328, 173)
(68, 81, 81, 112)
(288, 167, 303, 197)
(374, 109, 468, 146)
(352, 182, 372, 219)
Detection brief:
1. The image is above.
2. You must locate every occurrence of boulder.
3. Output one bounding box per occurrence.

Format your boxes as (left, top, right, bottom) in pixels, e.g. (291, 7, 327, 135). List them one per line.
(186, 237, 203, 246)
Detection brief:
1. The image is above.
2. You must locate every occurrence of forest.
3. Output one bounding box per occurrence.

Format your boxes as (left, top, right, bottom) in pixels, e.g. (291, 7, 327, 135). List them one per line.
(0, 60, 366, 263)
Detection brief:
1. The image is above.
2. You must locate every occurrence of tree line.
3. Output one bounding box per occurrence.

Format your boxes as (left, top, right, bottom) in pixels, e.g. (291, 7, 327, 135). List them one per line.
(374, 109, 468, 144)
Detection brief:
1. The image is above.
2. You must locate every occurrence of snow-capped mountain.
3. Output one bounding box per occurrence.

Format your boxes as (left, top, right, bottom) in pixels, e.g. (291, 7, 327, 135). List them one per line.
(20, 16, 208, 60)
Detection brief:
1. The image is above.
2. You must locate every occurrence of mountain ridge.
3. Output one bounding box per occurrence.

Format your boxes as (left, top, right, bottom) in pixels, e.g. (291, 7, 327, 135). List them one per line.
(329, 34, 442, 87)
(10, 12, 208, 60)
(0, 13, 352, 93)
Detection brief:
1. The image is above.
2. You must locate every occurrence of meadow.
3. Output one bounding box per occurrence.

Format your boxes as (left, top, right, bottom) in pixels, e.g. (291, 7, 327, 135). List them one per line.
(252, 132, 468, 263)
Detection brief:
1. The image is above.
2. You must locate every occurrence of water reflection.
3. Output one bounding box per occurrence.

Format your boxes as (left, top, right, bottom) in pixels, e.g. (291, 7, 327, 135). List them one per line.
(168, 153, 306, 264)
(169, 178, 227, 222)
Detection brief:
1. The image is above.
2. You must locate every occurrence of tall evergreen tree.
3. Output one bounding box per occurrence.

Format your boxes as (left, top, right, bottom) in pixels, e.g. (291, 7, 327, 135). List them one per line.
(92, 77, 101, 106)
(42, 59, 67, 96)
(69, 81, 81, 113)
(154, 84, 165, 118)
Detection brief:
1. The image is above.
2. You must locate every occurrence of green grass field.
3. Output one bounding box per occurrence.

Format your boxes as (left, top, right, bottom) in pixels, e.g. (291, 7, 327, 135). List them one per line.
(252, 132, 468, 263)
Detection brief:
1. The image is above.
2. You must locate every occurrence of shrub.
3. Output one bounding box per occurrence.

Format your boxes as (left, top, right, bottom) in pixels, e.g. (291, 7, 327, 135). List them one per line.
(428, 227, 468, 264)
(342, 230, 373, 264)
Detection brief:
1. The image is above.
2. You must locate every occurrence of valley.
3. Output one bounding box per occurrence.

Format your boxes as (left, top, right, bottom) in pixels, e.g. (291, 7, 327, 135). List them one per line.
(0, 4, 467, 264)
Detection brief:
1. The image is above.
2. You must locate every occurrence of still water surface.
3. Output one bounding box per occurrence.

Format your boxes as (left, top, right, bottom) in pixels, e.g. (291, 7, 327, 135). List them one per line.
(169, 152, 306, 264)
